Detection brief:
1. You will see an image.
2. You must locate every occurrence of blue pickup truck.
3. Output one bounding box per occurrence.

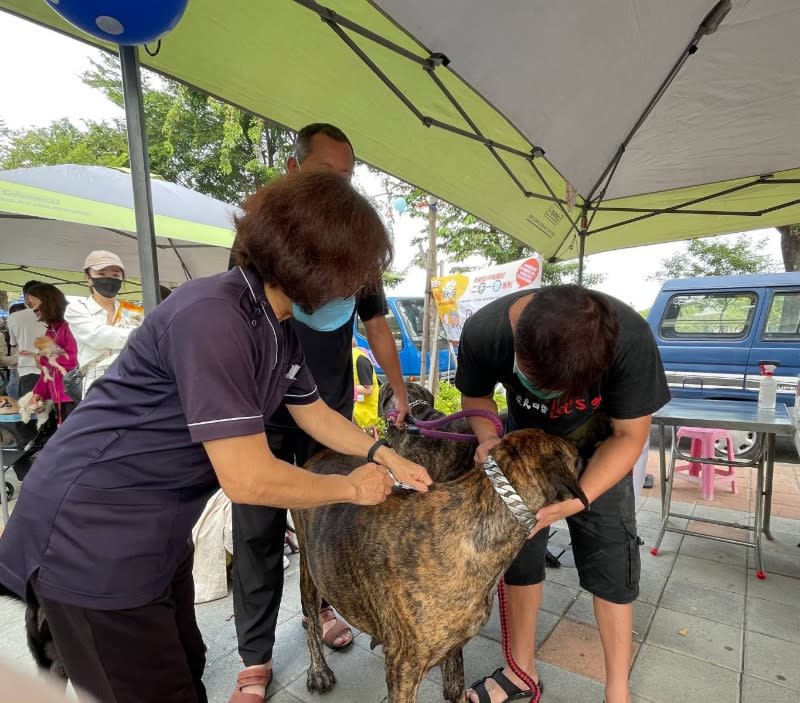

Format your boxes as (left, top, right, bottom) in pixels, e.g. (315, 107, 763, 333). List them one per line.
(647, 273, 800, 455)
(353, 296, 457, 382)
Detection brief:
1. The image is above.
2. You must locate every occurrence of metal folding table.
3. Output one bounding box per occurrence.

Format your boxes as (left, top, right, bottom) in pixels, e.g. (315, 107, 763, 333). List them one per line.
(651, 398, 796, 579)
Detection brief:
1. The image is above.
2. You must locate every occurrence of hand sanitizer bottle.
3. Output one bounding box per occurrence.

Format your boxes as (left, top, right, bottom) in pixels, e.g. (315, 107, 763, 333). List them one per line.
(757, 361, 778, 411)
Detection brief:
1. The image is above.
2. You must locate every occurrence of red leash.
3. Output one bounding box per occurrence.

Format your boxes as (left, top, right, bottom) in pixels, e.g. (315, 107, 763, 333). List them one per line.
(497, 578, 541, 703)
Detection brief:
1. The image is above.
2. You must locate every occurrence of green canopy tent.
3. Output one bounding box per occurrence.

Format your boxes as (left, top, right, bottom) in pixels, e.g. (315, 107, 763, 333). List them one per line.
(0, 164, 236, 297)
(1, 0, 798, 281)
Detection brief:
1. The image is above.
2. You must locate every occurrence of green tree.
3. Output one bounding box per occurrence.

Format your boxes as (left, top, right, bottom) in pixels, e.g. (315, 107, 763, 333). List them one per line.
(650, 234, 779, 282)
(0, 54, 295, 205)
(81, 55, 293, 202)
(0, 119, 129, 170)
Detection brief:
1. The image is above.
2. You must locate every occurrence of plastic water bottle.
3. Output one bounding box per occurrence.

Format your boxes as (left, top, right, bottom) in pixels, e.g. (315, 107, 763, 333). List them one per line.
(757, 362, 778, 411)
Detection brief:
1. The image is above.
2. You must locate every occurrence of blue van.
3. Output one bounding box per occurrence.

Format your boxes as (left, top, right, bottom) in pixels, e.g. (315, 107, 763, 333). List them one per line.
(647, 273, 800, 455)
(353, 297, 457, 382)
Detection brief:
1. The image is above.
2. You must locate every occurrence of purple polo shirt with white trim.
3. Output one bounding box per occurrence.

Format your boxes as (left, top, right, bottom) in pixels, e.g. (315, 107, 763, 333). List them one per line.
(0, 267, 318, 609)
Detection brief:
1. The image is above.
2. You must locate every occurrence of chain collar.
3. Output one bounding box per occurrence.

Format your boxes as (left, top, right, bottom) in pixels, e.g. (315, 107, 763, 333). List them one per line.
(483, 456, 537, 535)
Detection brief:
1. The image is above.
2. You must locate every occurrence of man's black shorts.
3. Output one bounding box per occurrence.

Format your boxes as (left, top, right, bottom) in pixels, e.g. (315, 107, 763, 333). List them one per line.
(504, 473, 640, 605)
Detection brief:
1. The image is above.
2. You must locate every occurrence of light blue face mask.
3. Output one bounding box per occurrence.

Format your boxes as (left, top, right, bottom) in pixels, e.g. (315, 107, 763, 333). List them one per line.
(513, 358, 562, 400)
(292, 296, 356, 332)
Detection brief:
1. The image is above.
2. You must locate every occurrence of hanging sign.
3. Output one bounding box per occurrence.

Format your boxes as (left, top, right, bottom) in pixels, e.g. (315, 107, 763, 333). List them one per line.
(431, 256, 543, 344)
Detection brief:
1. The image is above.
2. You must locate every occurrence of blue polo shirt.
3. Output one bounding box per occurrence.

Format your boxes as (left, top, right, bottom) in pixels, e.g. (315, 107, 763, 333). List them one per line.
(0, 267, 318, 609)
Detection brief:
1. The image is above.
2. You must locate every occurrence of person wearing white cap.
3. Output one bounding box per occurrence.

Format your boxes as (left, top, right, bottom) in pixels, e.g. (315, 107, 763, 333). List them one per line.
(64, 250, 140, 395)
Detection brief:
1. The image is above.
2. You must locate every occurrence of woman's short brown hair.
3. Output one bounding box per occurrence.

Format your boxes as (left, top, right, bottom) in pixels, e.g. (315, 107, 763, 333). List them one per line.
(231, 171, 392, 311)
(26, 283, 68, 324)
(514, 285, 620, 398)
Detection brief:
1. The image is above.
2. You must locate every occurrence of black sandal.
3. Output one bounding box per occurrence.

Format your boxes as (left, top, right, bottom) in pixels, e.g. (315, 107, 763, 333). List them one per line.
(468, 668, 544, 702)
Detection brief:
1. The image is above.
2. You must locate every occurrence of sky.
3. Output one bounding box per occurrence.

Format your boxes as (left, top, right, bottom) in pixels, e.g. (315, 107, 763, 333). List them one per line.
(0, 13, 786, 311)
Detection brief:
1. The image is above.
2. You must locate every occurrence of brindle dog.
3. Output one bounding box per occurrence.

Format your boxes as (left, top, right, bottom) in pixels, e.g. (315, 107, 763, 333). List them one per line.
(294, 421, 587, 703)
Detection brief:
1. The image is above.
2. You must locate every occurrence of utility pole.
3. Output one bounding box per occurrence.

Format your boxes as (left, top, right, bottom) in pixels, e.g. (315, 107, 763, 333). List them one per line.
(420, 196, 438, 389)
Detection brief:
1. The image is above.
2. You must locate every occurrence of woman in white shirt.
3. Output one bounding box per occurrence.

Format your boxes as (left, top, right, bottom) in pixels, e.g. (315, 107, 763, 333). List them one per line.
(65, 250, 140, 395)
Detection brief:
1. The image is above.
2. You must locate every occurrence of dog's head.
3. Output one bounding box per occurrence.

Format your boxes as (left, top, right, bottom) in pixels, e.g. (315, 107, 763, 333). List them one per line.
(379, 381, 475, 483)
(490, 428, 588, 512)
(378, 381, 437, 422)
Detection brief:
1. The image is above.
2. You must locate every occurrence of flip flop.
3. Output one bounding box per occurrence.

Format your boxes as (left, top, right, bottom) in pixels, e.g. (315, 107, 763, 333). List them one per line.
(468, 667, 544, 702)
(302, 606, 354, 649)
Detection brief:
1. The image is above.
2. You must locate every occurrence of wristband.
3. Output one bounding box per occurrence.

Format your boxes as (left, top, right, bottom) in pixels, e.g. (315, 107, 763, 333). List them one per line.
(366, 438, 388, 464)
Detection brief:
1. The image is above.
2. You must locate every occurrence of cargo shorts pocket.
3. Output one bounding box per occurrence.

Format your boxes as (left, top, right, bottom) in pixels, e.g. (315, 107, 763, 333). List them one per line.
(621, 515, 641, 590)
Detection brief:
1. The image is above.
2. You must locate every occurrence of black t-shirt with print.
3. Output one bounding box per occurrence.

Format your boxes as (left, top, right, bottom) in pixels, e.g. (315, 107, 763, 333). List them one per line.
(455, 289, 670, 458)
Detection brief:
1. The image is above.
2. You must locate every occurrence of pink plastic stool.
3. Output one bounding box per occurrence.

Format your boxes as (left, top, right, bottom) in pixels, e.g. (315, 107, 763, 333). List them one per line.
(674, 426, 737, 501)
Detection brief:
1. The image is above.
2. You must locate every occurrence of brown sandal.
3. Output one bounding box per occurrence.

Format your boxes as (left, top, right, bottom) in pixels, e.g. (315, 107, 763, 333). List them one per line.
(228, 667, 273, 703)
(302, 606, 354, 649)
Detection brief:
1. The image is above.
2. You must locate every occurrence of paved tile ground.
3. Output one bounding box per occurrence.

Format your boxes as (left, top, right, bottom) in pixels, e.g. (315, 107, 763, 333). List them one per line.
(1, 449, 799, 702)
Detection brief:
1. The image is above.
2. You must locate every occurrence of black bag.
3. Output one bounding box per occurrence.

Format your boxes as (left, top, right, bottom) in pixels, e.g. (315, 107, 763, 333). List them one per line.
(63, 352, 112, 404)
(63, 367, 85, 403)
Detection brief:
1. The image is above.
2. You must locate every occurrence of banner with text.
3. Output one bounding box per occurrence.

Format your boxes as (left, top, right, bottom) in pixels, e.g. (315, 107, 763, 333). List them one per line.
(431, 256, 543, 344)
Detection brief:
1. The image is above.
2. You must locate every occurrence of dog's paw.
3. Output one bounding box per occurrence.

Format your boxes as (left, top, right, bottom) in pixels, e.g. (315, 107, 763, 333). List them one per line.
(306, 664, 336, 692)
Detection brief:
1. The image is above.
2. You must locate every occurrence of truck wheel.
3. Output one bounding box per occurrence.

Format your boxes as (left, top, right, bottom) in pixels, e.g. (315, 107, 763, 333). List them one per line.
(716, 430, 759, 460)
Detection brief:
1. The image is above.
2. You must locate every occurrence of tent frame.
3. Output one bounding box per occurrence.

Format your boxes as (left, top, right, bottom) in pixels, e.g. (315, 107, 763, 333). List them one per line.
(23, 1, 795, 302)
(293, 0, 798, 279)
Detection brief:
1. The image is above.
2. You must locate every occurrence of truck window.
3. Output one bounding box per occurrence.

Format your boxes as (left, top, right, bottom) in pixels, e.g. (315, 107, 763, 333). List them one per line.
(357, 310, 404, 351)
(659, 292, 756, 340)
(395, 298, 449, 346)
(762, 291, 800, 340)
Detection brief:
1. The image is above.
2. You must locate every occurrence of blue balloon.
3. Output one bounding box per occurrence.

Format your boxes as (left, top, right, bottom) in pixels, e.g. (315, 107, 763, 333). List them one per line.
(45, 0, 189, 46)
(392, 196, 408, 214)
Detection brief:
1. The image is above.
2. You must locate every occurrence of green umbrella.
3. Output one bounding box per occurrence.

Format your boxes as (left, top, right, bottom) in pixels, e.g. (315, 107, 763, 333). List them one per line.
(0, 164, 236, 294)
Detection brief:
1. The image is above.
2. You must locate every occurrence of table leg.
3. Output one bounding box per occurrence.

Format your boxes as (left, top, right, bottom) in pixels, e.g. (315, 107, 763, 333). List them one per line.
(762, 433, 776, 541)
(658, 424, 667, 511)
(753, 437, 766, 579)
(652, 424, 672, 556)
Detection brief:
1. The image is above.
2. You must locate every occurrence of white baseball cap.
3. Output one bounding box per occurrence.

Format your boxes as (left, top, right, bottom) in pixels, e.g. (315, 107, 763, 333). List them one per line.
(84, 250, 125, 273)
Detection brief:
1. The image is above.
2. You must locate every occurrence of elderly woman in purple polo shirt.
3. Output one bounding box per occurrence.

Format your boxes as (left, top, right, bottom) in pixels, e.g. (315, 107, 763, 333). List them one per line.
(0, 171, 432, 703)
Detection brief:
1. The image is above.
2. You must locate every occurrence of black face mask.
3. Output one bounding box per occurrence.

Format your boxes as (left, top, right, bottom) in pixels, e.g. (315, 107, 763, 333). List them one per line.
(91, 277, 123, 299)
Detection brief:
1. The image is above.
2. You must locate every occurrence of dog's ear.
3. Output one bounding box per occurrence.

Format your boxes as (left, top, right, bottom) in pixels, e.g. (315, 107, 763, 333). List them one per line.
(544, 456, 590, 510)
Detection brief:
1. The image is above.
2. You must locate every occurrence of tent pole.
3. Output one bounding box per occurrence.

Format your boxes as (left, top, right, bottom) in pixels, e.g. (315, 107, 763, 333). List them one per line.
(577, 210, 588, 285)
(120, 44, 160, 313)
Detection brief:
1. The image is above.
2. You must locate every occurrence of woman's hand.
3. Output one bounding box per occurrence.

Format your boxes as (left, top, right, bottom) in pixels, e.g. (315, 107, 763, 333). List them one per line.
(381, 453, 432, 492)
(346, 463, 395, 505)
(29, 394, 44, 411)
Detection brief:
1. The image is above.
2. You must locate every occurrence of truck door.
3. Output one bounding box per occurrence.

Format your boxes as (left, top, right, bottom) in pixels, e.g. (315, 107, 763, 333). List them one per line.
(746, 286, 800, 409)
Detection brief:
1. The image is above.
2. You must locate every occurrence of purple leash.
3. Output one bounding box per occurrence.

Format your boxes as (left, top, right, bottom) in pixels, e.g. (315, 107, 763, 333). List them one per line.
(386, 407, 504, 442)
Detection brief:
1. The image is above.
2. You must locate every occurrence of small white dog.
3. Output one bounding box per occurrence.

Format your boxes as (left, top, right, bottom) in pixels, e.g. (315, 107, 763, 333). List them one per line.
(17, 392, 54, 428)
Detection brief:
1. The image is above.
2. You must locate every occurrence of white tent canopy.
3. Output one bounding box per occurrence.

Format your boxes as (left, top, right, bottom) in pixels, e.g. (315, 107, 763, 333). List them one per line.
(383, 0, 799, 201)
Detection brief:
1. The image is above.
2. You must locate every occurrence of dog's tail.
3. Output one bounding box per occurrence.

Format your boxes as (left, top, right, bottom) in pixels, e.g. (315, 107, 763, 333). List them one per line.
(23, 589, 67, 679)
(0, 583, 66, 679)
(0, 581, 21, 602)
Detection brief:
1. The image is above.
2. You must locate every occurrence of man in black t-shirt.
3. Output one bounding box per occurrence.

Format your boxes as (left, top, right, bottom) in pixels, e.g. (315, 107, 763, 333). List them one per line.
(230, 124, 411, 702)
(456, 285, 669, 703)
